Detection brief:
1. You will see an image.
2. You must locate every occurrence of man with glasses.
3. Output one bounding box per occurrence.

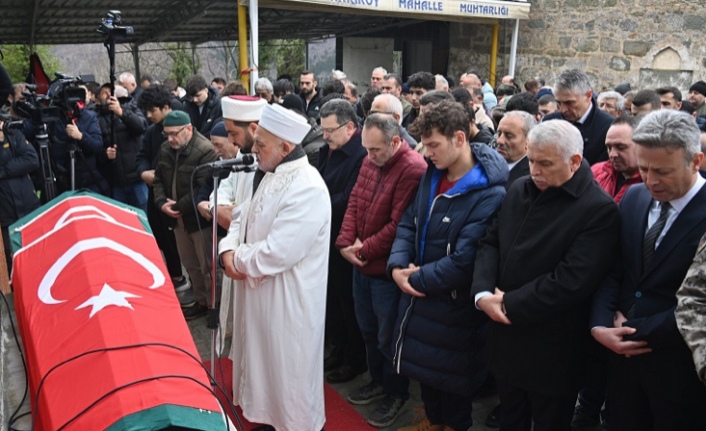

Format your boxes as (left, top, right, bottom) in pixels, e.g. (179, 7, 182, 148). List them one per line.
(153, 110, 218, 320)
(184, 75, 223, 138)
(597, 91, 625, 118)
(317, 99, 368, 384)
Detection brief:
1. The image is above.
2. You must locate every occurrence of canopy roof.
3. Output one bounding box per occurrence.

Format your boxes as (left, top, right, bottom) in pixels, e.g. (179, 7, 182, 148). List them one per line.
(0, 0, 529, 45)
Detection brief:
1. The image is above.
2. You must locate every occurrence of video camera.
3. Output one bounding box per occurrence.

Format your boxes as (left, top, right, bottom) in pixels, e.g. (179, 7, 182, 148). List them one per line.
(97, 11, 134, 38)
(15, 72, 89, 125)
(0, 112, 23, 137)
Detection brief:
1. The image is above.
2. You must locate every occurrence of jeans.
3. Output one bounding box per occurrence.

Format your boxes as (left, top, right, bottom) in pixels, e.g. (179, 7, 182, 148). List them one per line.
(352, 269, 409, 399)
(112, 181, 148, 213)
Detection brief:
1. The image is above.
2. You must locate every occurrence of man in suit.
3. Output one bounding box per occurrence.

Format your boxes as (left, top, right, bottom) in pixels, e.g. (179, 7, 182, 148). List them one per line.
(591, 109, 706, 429)
(496, 110, 536, 189)
(543, 69, 614, 165)
(472, 120, 620, 431)
(317, 99, 368, 383)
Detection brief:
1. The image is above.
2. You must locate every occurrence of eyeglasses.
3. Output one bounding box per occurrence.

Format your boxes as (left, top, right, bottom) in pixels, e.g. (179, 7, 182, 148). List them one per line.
(162, 125, 188, 138)
(322, 123, 347, 134)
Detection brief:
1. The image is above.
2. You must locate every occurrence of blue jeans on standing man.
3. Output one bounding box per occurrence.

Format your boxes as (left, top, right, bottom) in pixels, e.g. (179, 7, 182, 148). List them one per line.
(352, 269, 409, 400)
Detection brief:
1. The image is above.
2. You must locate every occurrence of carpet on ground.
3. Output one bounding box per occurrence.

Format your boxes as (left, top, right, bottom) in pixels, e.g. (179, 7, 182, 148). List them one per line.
(206, 357, 375, 431)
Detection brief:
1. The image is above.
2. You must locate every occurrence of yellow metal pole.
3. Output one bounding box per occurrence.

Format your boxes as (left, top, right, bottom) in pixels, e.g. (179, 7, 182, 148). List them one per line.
(489, 22, 500, 89)
(238, 4, 250, 90)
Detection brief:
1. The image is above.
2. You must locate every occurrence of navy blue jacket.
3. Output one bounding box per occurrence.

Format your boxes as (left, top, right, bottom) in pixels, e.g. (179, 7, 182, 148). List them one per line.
(388, 143, 507, 396)
(0, 131, 40, 226)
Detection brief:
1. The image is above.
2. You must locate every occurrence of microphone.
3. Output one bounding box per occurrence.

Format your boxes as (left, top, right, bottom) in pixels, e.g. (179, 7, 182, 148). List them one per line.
(202, 153, 256, 170)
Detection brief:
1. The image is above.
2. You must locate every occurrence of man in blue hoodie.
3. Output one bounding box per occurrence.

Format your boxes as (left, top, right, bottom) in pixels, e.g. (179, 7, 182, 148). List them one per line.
(388, 100, 507, 431)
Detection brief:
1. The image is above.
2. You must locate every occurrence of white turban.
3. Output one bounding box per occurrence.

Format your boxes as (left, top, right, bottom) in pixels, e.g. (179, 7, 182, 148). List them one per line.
(258, 103, 312, 145)
(221, 95, 267, 122)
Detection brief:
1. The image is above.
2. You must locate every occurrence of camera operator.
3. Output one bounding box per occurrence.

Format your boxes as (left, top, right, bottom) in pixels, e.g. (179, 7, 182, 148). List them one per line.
(0, 117, 40, 274)
(95, 83, 148, 211)
(22, 88, 107, 196)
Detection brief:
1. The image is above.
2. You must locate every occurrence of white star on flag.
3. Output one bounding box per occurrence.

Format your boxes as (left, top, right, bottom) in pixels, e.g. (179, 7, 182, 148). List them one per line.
(75, 283, 141, 318)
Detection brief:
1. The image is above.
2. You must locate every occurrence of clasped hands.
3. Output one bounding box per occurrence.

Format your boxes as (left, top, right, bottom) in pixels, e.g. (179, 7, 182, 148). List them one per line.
(591, 311, 651, 358)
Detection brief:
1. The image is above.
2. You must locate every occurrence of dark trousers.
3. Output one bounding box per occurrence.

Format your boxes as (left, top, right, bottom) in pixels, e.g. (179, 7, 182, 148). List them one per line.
(607, 348, 706, 430)
(325, 252, 366, 369)
(352, 270, 409, 399)
(420, 383, 474, 431)
(2, 226, 11, 275)
(147, 191, 183, 278)
(577, 340, 609, 418)
(497, 378, 575, 431)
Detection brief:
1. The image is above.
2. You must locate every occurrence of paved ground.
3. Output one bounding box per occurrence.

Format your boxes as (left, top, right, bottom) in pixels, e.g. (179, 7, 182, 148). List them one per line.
(2, 293, 601, 431)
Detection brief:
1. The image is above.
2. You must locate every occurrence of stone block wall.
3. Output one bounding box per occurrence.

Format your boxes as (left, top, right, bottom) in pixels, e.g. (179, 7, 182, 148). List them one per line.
(449, 0, 706, 92)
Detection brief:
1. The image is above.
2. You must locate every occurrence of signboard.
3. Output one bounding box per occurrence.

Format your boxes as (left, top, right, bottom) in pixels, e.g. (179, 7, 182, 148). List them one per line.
(257, 0, 530, 21)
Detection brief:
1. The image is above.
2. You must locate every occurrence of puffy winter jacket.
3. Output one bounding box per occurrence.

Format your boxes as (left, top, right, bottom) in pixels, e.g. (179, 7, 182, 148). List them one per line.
(0, 131, 40, 226)
(336, 142, 426, 276)
(591, 160, 642, 203)
(387, 142, 507, 396)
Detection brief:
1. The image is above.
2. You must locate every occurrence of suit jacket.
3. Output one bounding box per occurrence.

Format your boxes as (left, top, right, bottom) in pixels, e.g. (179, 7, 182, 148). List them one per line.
(543, 100, 613, 165)
(591, 182, 706, 350)
(506, 156, 529, 190)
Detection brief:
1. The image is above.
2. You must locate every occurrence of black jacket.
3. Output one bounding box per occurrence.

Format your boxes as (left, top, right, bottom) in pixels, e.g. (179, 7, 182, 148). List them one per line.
(506, 156, 529, 190)
(96, 97, 148, 186)
(543, 101, 613, 165)
(317, 131, 367, 238)
(301, 91, 323, 122)
(472, 161, 619, 396)
(388, 143, 507, 396)
(183, 87, 222, 138)
(0, 131, 40, 226)
(470, 124, 494, 146)
(136, 123, 164, 176)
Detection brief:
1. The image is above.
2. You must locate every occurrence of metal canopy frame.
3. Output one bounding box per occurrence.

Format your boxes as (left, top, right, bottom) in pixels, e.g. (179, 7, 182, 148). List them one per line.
(0, 0, 440, 45)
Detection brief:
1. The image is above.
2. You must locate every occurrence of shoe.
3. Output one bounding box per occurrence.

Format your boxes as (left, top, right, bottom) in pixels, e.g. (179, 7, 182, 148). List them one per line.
(172, 276, 190, 293)
(396, 417, 444, 431)
(571, 403, 600, 428)
(485, 404, 500, 428)
(367, 396, 405, 428)
(323, 354, 343, 371)
(347, 381, 385, 405)
(326, 365, 365, 384)
(182, 303, 208, 320)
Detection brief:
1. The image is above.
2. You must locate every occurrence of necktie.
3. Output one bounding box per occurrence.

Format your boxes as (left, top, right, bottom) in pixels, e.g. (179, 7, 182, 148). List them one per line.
(643, 201, 671, 270)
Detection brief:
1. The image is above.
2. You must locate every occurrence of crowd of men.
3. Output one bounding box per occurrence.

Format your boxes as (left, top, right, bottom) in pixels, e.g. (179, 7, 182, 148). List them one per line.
(3, 59, 706, 431)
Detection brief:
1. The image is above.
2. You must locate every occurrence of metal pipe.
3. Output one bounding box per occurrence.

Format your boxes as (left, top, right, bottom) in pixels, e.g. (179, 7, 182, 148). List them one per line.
(489, 22, 499, 88)
(238, 5, 250, 90)
(509, 18, 520, 78)
(249, 0, 259, 95)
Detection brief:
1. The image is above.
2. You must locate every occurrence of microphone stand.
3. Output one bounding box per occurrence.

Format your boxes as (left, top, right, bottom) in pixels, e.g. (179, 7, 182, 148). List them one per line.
(207, 164, 258, 381)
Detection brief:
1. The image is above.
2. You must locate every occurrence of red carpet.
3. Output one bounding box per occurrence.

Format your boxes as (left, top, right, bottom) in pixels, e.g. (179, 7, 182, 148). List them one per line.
(206, 357, 375, 431)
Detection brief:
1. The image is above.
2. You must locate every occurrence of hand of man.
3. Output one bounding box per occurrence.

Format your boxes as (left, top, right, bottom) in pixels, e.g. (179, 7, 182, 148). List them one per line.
(392, 264, 424, 297)
(221, 251, 246, 280)
(141, 169, 155, 186)
(106, 145, 117, 160)
(161, 199, 181, 218)
(340, 238, 367, 267)
(477, 287, 512, 325)
(66, 124, 83, 141)
(107, 96, 123, 117)
(216, 205, 235, 230)
(592, 326, 652, 357)
(196, 201, 213, 221)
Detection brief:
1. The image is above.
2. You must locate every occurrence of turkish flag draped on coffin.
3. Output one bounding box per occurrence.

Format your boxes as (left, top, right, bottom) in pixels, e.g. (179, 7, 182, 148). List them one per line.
(10, 191, 229, 431)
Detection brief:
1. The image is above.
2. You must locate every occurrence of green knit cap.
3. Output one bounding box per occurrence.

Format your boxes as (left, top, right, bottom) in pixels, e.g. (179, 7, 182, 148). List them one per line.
(163, 110, 191, 127)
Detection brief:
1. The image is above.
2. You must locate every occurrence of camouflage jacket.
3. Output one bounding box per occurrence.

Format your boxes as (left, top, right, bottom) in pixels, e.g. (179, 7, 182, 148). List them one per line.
(676, 232, 706, 384)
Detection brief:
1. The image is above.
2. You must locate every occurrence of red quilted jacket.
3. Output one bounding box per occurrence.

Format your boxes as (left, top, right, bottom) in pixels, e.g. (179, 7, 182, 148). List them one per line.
(336, 142, 427, 276)
(591, 160, 642, 203)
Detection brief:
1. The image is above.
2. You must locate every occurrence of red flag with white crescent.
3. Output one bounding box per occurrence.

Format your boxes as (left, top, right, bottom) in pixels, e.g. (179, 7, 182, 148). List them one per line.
(11, 192, 227, 431)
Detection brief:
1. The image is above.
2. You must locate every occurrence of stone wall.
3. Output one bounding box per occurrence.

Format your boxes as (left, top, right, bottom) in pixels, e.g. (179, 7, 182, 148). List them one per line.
(449, 0, 706, 92)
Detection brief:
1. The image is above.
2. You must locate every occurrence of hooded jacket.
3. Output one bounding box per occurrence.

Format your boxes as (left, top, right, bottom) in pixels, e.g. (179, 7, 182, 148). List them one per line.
(387, 142, 507, 395)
